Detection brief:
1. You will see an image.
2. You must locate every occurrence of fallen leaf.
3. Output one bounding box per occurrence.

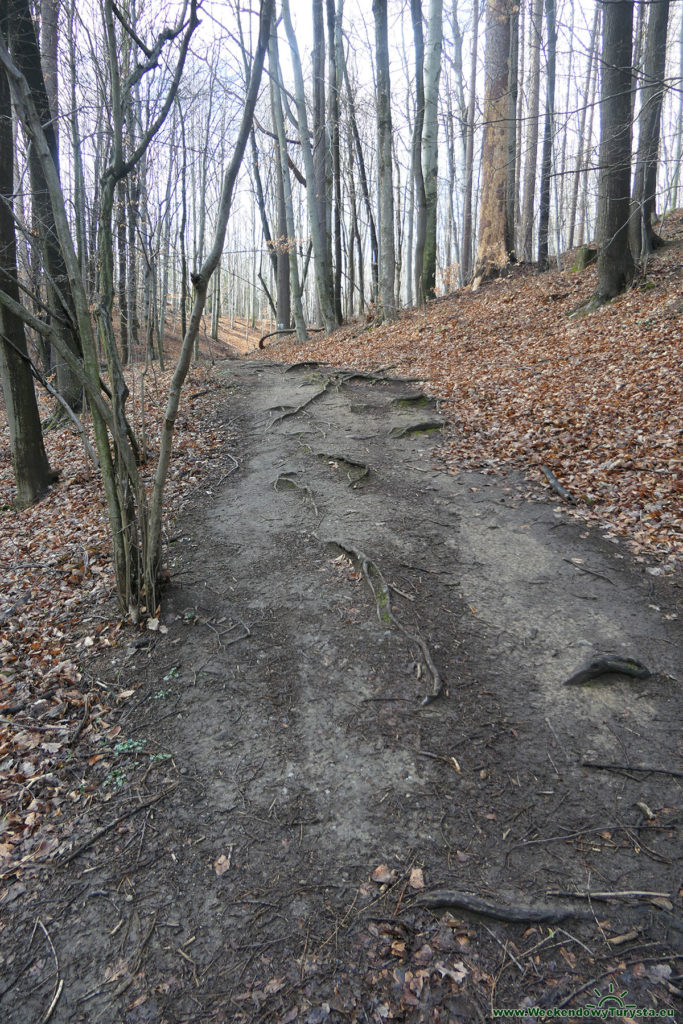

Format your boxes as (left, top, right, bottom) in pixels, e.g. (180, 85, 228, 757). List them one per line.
(408, 867, 425, 890)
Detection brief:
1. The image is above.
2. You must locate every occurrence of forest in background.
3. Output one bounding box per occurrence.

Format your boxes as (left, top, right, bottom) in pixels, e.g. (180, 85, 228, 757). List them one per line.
(0, 0, 681, 616)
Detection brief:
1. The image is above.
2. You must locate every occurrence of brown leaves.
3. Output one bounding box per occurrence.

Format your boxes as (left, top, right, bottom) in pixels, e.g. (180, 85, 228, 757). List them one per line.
(0, 364, 235, 880)
(270, 214, 683, 571)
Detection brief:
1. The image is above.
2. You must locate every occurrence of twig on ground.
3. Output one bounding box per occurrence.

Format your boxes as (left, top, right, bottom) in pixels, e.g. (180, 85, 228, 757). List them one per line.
(582, 760, 683, 778)
(37, 920, 63, 1024)
(59, 784, 178, 866)
(562, 558, 615, 584)
(546, 889, 672, 902)
(70, 695, 90, 746)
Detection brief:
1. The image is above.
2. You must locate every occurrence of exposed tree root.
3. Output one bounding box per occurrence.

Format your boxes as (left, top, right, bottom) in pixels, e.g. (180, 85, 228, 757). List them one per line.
(273, 472, 320, 515)
(391, 392, 437, 409)
(391, 419, 444, 438)
(326, 539, 443, 705)
(285, 360, 321, 372)
(563, 656, 650, 687)
(411, 889, 592, 923)
(540, 465, 576, 504)
(316, 452, 369, 486)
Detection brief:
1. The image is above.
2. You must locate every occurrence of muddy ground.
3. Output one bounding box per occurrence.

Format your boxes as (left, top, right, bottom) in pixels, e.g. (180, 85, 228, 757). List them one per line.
(1, 358, 680, 1023)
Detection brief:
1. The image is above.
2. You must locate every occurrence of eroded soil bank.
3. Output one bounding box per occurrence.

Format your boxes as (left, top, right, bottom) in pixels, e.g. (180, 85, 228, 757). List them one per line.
(1, 358, 680, 1023)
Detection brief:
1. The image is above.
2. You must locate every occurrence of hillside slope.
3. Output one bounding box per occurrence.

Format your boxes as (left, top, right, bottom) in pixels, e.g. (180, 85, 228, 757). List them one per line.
(267, 214, 683, 570)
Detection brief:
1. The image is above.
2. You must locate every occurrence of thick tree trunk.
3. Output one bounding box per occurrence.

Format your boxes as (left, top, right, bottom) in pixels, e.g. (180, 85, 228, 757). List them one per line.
(630, 0, 669, 258)
(473, 0, 514, 286)
(594, 0, 635, 302)
(373, 0, 396, 319)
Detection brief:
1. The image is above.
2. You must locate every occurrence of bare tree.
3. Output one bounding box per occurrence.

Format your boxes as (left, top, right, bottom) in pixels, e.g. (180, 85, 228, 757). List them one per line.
(592, 0, 635, 304)
(373, 0, 396, 319)
(630, 0, 670, 258)
(472, 0, 514, 286)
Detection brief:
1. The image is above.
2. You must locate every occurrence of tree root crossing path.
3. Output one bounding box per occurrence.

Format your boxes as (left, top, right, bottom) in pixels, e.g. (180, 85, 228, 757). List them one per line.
(3, 358, 680, 1023)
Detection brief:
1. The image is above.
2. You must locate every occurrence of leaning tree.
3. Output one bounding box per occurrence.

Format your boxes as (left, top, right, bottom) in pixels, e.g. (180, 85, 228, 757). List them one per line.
(0, 0, 274, 618)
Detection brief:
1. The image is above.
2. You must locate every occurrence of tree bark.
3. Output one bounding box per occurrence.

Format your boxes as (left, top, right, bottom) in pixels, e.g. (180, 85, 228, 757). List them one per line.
(0, 0, 55, 505)
(461, 0, 479, 282)
(520, 0, 542, 261)
(594, 0, 635, 302)
(8, 0, 82, 412)
(268, 18, 306, 341)
(630, 0, 669, 258)
(373, 0, 396, 319)
(410, 0, 427, 304)
(282, 0, 336, 332)
(472, 0, 514, 286)
(537, 0, 556, 269)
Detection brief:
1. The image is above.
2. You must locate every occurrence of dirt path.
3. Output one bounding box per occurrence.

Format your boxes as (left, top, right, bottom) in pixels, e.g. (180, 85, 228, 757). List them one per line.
(2, 359, 680, 1023)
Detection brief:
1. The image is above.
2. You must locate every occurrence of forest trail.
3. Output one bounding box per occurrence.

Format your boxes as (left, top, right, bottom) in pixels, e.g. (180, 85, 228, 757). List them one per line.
(2, 357, 680, 1023)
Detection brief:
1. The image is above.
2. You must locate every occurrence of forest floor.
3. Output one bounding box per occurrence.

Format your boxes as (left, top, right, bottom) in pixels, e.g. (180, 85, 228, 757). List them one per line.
(0, 222, 681, 1023)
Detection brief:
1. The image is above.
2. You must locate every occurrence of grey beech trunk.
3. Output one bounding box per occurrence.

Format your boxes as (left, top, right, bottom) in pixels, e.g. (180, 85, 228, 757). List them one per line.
(520, 0, 542, 262)
(373, 0, 396, 319)
(630, 0, 670, 258)
(0, 0, 55, 505)
(411, 0, 427, 304)
(268, 19, 306, 341)
(594, 0, 634, 302)
(537, 0, 556, 269)
(461, 0, 479, 282)
(281, 0, 336, 333)
(8, 0, 82, 413)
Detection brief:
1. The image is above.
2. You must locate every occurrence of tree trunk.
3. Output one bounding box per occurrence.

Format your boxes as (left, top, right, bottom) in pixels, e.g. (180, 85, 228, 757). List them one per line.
(461, 0, 479, 282)
(520, 0, 541, 261)
(505, 1, 518, 258)
(8, 0, 82, 412)
(410, 0, 427, 305)
(268, 19, 306, 341)
(567, 5, 600, 251)
(373, 0, 396, 319)
(343, 48, 379, 302)
(282, 0, 336, 332)
(421, 0, 442, 298)
(473, 0, 513, 286)
(594, 0, 635, 303)
(326, 0, 343, 324)
(630, 0, 669, 258)
(537, 0, 556, 269)
(0, 0, 55, 505)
